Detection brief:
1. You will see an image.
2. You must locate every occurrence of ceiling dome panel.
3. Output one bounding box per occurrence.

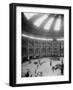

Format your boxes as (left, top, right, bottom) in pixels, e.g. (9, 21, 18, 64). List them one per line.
(22, 12, 64, 39)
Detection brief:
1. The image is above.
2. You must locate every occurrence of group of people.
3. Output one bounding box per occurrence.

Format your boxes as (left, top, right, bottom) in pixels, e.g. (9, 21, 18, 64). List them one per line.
(22, 57, 64, 77)
(51, 58, 64, 75)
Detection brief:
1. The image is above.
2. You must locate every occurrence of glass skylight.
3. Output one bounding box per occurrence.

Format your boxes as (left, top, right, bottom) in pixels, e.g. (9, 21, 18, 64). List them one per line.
(24, 13, 63, 33)
(54, 16, 61, 31)
(24, 13, 38, 20)
(34, 14, 48, 27)
(44, 17, 54, 30)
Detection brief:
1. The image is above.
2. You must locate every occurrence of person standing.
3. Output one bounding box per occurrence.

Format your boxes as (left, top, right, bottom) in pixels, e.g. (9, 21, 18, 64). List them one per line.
(61, 59, 64, 75)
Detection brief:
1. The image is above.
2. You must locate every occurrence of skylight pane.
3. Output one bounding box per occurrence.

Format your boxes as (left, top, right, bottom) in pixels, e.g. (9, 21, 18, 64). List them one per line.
(44, 17, 54, 30)
(54, 16, 61, 31)
(34, 14, 48, 27)
(24, 13, 37, 20)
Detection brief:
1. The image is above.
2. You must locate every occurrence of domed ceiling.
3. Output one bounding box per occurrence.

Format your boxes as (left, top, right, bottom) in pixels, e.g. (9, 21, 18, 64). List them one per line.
(22, 12, 64, 39)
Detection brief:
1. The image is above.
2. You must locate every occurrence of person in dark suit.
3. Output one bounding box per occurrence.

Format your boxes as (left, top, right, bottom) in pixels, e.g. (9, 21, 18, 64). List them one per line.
(61, 59, 64, 75)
